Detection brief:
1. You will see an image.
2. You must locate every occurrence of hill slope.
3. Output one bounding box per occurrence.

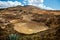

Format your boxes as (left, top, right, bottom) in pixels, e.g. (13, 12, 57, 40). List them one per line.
(0, 5, 60, 40)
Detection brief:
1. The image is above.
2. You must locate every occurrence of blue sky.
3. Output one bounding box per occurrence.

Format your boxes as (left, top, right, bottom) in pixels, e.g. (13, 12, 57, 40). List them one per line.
(44, 0, 60, 10)
(0, 0, 60, 10)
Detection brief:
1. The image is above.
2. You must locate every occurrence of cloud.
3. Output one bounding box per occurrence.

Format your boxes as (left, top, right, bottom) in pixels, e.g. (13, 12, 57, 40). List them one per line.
(0, 0, 54, 10)
(38, 3, 54, 10)
(0, 1, 23, 8)
(23, 0, 54, 10)
(23, 0, 44, 5)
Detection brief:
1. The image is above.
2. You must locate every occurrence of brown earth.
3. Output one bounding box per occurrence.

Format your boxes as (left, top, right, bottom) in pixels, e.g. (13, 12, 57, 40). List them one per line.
(0, 5, 60, 40)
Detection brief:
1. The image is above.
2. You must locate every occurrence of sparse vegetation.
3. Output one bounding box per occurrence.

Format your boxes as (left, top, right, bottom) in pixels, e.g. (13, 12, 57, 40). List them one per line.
(0, 5, 60, 40)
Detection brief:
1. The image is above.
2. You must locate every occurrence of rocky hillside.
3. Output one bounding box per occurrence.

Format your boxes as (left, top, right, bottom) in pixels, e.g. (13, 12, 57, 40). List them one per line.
(0, 5, 60, 40)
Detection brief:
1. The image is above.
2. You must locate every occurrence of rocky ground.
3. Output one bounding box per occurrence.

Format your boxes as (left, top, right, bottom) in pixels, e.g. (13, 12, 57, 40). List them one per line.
(0, 5, 60, 40)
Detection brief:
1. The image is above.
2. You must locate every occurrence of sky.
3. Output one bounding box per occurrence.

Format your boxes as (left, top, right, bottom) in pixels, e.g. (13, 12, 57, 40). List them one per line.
(0, 0, 60, 10)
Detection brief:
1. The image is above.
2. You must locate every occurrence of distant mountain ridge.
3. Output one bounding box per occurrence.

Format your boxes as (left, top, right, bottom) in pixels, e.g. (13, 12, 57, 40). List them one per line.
(0, 5, 60, 15)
